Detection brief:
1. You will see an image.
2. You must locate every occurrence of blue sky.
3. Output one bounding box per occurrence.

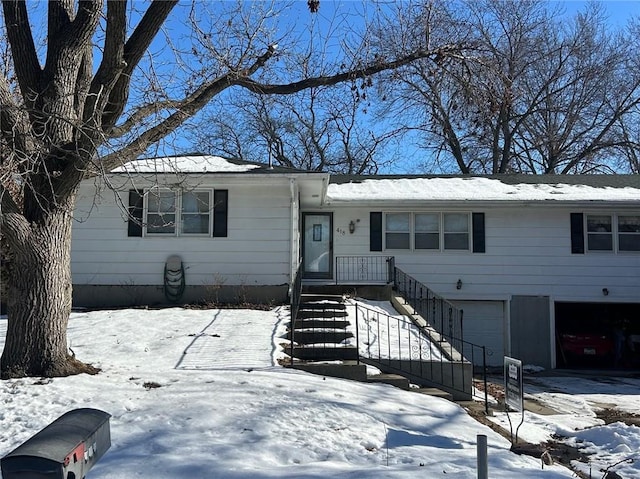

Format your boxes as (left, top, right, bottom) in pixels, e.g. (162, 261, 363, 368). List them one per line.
(6, 1, 638, 171)
(561, 0, 639, 24)
(148, 0, 640, 171)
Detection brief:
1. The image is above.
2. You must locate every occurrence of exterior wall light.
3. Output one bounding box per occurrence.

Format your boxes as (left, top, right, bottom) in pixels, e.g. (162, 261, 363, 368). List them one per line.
(456, 279, 462, 290)
(349, 220, 356, 234)
(602, 288, 609, 296)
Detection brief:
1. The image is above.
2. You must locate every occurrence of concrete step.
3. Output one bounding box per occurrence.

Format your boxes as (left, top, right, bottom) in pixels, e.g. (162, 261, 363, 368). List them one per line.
(290, 362, 367, 382)
(287, 345, 359, 361)
(297, 309, 348, 319)
(367, 373, 410, 390)
(290, 319, 350, 330)
(300, 293, 344, 302)
(287, 330, 354, 344)
(299, 302, 347, 310)
(413, 387, 454, 401)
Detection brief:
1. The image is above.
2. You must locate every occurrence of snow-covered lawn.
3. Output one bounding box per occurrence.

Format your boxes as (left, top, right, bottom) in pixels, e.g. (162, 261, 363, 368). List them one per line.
(0, 305, 636, 478)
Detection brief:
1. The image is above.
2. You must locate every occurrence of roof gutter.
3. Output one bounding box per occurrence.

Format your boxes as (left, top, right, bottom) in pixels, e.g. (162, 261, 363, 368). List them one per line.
(323, 198, 640, 209)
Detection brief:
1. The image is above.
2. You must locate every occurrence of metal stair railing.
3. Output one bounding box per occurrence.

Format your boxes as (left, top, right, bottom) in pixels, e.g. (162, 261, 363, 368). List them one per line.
(354, 301, 488, 409)
(393, 267, 463, 350)
(335, 255, 395, 284)
(391, 267, 488, 408)
(289, 263, 303, 366)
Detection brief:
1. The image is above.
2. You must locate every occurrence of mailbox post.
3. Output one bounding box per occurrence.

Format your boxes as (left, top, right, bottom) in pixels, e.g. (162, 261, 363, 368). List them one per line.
(1, 408, 111, 479)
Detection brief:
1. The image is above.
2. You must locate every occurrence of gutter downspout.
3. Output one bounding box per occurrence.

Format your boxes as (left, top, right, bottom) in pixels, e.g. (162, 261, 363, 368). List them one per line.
(320, 174, 330, 206)
(289, 177, 298, 294)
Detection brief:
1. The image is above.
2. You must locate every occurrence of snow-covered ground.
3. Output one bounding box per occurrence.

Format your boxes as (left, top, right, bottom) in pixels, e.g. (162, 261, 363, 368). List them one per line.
(489, 374, 640, 478)
(0, 304, 637, 478)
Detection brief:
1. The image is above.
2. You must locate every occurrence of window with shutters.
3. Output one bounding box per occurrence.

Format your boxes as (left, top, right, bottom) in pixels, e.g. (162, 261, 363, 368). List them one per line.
(383, 212, 471, 251)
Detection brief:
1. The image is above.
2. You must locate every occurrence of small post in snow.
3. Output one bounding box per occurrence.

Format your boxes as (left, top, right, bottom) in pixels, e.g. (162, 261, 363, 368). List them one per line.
(477, 434, 488, 479)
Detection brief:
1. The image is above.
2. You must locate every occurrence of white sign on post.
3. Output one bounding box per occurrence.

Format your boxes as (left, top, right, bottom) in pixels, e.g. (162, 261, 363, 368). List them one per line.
(504, 356, 524, 412)
(503, 356, 525, 444)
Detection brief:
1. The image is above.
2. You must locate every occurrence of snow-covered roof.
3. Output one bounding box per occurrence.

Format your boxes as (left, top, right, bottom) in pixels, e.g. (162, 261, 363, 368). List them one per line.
(111, 155, 303, 174)
(326, 175, 640, 204)
(111, 157, 640, 205)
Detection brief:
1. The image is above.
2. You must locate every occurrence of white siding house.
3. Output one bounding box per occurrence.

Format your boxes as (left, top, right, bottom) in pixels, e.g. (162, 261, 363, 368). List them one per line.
(71, 156, 327, 306)
(70, 156, 640, 369)
(321, 175, 640, 368)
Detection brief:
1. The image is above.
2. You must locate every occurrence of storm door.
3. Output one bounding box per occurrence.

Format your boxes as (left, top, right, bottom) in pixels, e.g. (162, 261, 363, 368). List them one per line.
(302, 213, 333, 279)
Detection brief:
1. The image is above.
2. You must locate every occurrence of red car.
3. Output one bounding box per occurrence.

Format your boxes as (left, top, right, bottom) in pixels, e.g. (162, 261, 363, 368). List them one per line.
(560, 332, 614, 358)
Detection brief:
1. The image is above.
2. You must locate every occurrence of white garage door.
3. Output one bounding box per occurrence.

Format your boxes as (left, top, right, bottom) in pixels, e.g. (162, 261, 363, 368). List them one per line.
(452, 301, 505, 367)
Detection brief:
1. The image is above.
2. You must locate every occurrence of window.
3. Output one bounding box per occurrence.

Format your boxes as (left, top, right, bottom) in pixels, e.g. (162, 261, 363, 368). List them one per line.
(618, 215, 640, 251)
(579, 213, 640, 253)
(147, 190, 177, 235)
(586, 215, 613, 251)
(383, 212, 471, 251)
(385, 213, 410, 249)
(181, 191, 211, 235)
(415, 213, 439, 249)
(145, 189, 212, 236)
(443, 213, 469, 250)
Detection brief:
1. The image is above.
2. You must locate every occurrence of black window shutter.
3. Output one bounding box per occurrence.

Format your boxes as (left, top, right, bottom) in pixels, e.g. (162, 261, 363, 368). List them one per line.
(472, 212, 485, 253)
(213, 189, 228, 237)
(570, 213, 585, 254)
(128, 190, 144, 237)
(370, 212, 382, 252)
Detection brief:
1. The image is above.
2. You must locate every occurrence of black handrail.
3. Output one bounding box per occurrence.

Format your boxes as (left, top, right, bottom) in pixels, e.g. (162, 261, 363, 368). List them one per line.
(289, 263, 303, 366)
(335, 255, 395, 284)
(392, 267, 488, 411)
(393, 268, 463, 347)
(354, 301, 488, 409)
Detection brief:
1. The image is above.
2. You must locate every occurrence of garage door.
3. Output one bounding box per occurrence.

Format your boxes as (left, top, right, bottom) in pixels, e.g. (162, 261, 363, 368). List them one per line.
(452, 301, 505, 367)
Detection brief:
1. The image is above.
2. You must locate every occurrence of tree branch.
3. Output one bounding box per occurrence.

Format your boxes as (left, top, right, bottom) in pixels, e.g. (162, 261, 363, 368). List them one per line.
(0, 184, 32, 252)
(84, 1, 127, 132)
(235, 46, 456, 95)
(107, 43, 280, 139)
(101, 0, 178, 129)
(2, 0, 41, 109)
(0, 75, 31, 157)
(44, 1, 101, 84)
(105, 44, 450, 165)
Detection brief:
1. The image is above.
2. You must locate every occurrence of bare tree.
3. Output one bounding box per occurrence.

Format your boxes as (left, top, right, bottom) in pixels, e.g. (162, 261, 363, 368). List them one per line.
(378, 0, 640, 174)
(0, 0, 463, 378)
(514, 4, 640, 173)
(192, 82, 395, 174)
(189, 4, 396, 174)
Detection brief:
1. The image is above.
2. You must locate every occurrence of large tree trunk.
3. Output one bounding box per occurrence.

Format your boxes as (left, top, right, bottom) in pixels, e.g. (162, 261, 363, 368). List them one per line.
(0, 199, 97, 379)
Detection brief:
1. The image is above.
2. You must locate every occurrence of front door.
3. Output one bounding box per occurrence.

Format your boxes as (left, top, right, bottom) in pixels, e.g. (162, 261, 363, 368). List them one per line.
(302, 213, 332, 279)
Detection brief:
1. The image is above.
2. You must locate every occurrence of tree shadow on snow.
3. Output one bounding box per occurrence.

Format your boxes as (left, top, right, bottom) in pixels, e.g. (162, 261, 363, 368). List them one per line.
(386, 428, 464, 449)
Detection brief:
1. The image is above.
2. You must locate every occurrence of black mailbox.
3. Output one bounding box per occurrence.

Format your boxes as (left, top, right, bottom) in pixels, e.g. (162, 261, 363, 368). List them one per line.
(1, 408, 111, 479)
